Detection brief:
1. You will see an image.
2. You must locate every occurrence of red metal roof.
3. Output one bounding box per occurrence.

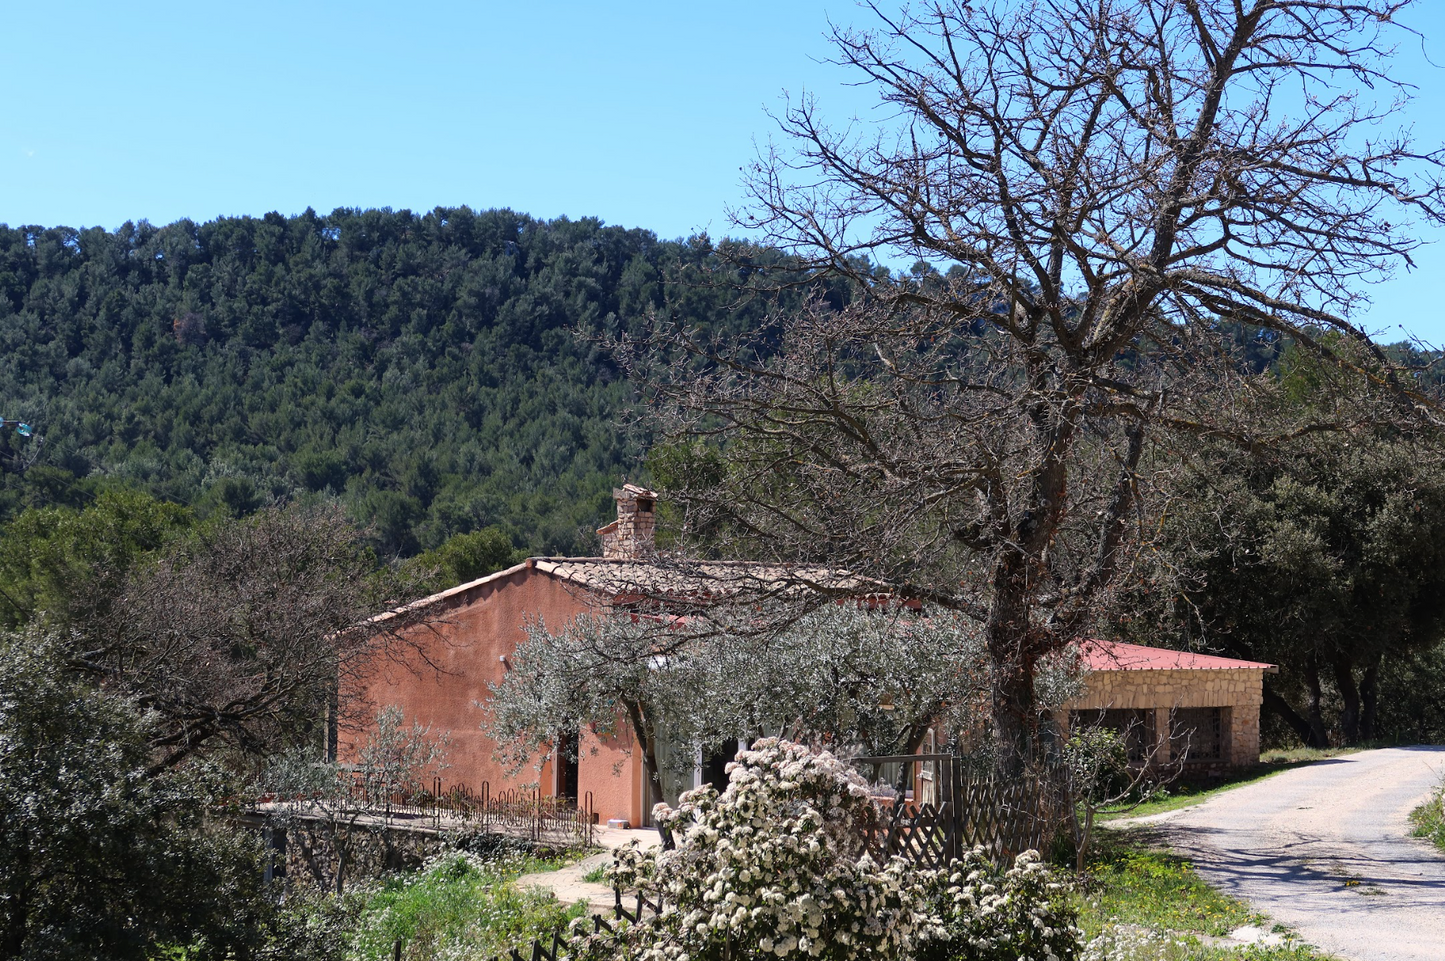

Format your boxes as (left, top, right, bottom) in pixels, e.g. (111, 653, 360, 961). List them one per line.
(1075, 639, 1276, 672)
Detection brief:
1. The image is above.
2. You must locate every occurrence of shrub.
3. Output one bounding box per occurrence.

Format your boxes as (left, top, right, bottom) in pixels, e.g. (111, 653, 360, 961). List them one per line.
(567, 738, 912, 961)
(914, 848, 1080, 961)
(346, 850, 582, 961)
(565, 738, 1080, 961)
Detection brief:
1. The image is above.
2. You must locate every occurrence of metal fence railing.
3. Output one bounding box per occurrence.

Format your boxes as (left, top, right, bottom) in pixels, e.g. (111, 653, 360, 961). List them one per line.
(263, 776, 595, 848)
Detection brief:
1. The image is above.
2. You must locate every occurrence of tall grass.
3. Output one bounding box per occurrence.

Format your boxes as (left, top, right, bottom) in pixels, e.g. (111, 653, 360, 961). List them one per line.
(1409, 779, 1445, 852)
(346, 851, 585, 961)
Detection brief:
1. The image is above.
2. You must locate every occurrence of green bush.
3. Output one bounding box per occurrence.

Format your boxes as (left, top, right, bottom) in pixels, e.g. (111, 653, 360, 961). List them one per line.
(345, 850, 583, 961)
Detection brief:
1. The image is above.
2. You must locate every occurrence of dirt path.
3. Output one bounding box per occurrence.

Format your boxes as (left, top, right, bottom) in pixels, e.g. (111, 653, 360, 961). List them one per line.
(513, 826, 661, 913)
(1128, 747, 1445, 961)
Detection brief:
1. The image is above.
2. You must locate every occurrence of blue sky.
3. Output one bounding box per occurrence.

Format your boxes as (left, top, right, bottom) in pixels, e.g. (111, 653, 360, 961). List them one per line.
(4, 1, 1444, 344)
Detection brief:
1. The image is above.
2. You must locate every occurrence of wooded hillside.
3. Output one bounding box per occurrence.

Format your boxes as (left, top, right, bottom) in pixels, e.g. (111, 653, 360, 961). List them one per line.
(0, 207, 797, 556)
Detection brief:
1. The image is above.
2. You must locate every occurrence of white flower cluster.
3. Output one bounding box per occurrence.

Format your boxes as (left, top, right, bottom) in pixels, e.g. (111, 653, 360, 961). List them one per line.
(913, 848, 1081, 961)
(563, 739, 1081, 961)
(1078, 923, 1190, 961)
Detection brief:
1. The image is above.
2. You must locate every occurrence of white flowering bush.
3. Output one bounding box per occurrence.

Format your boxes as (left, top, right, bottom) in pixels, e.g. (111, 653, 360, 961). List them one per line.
(566, 738, 918, 961)
(913, 848, 1081, 961)
(563, 738, 1081, 961)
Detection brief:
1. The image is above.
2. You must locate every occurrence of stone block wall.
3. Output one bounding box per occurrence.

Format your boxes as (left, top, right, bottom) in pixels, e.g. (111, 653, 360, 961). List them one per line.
(1055, 667, 1265, 767)
(599, 485, 657, 560)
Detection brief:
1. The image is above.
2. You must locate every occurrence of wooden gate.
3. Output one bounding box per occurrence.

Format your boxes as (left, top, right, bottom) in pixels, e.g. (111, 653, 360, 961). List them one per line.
(855, 754, 1066, 867)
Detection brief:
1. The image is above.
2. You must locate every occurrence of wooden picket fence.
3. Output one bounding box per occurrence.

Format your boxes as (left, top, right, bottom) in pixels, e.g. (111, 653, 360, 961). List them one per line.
(857, 754, 1068, 868)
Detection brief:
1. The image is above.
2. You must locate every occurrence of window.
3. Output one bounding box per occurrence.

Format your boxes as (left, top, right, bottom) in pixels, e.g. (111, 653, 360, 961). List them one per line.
(1073, 709, 1156, 762)
(1171, 708, 1224, 763)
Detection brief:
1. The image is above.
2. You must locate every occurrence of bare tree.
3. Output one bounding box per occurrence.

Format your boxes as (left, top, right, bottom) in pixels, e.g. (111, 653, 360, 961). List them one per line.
(638, 0, 1444, 771)
(263, 706, 449, 893)
(71, 503, 440, 773)
(1061, 718, 1182, 872)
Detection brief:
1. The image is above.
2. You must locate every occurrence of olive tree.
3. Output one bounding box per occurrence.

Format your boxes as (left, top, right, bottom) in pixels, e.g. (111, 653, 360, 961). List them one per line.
(263, 706, 449, 892)
(639, 0, 1444, 770)
(484, 604, 989, 807)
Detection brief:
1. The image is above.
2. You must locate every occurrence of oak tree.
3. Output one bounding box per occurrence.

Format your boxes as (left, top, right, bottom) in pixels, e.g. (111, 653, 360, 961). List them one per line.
(641, 0, 1445, 769)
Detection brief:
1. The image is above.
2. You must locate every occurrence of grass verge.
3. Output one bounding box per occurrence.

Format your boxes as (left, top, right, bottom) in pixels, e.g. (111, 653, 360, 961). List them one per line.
(345, 850, 587, 961)
(1408, 778, 1445, 852)
(1075, 827, 1337, 960)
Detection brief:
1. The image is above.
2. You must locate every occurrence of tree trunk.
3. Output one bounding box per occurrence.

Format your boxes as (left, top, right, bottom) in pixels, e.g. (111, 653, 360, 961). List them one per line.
(987, 538, 1053, 774)
(1360, 655, 1381, 742)
(987, 615, 1040, 777)
(334, 828, 349, 895)
(1263, 687, 1314, 747)
(985, 374, 1082, 775)
(623, 699, 665, 819)
(1304, 660, 1331, 748)
(1333, 656, 1361, 746)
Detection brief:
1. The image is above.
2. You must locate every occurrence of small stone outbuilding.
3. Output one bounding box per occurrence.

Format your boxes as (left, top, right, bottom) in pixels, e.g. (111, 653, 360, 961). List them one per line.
(1055, 640, 1277, 775)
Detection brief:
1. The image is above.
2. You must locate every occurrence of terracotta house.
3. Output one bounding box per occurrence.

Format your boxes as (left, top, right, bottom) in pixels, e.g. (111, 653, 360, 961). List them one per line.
(344, 485, 863, 827)
(1054, 640, 1277, 775)
(347, 486, 1276, 824)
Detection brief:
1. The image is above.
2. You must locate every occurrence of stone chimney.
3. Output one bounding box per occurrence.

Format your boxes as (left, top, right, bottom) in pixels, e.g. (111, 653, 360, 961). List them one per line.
(597, 484, 658, 559)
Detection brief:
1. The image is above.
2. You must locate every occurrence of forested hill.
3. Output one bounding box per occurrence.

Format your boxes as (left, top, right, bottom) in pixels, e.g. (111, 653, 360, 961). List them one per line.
(0, 207, 788, 557)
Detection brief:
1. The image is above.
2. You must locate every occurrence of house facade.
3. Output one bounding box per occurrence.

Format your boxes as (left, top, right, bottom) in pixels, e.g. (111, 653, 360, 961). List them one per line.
(344, 486, 670, 826)
(1054, 640, 1277, 775)
(344, 485, 859, 827)
(347, 486, 1276, 826)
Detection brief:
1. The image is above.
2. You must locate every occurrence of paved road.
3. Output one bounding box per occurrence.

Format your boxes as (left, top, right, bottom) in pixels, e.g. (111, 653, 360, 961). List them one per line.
(1133, 747, 1445, 961)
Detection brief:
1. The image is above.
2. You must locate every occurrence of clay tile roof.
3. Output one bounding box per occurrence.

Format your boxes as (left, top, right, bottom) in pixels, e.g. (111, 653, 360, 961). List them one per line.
(1076, 639, 1276, 672)
(530, 557, 876, 600)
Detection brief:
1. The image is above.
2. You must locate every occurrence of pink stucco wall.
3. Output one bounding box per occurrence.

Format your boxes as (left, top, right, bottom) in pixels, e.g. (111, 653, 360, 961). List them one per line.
(341, 562, 646, 825)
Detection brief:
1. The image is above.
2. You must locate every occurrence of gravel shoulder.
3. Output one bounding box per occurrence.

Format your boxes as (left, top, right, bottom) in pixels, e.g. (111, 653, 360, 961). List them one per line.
(1123, 747, 1445, 961)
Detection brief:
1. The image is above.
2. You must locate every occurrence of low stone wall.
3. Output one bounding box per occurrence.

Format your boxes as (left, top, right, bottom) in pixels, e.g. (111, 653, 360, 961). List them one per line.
(278, 821, 444, 891)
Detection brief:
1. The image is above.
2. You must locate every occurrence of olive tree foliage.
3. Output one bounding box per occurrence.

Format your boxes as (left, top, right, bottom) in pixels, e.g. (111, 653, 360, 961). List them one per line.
(71, 503, 439, 773)
(484, 604, 989, 807)
(0, 634, 273, 961)
(262, 706, 449, 893)
(634, 0, 1445, 770)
